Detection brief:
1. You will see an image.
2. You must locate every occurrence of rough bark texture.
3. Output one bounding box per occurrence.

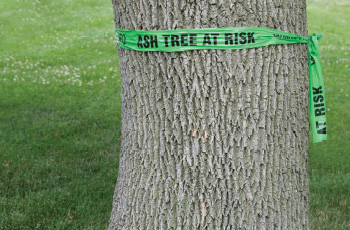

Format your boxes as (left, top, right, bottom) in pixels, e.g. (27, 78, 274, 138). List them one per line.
(110, 0, 309, 229)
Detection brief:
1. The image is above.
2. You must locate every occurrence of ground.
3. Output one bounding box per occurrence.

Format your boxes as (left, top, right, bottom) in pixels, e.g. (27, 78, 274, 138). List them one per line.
(0, 0, 349, 229)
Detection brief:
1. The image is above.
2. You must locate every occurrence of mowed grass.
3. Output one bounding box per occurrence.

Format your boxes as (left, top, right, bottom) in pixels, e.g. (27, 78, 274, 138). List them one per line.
(0, 0, 121, 229)
(0, 0, 349, 229)
(307, 0, 350, 229)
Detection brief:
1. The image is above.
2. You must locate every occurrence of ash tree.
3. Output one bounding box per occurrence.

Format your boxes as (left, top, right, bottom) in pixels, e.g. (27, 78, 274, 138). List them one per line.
(109, 0, 310, 229)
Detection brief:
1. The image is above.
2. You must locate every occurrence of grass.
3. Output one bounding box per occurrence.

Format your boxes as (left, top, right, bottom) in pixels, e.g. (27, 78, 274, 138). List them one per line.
(0, 0, 121, 229)
(0, 0, 349, 229)
(307, 0, 350, 229)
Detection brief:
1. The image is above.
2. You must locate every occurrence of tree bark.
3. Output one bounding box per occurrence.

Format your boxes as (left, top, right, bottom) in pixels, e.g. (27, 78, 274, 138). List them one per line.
(110, 0, 309, 229)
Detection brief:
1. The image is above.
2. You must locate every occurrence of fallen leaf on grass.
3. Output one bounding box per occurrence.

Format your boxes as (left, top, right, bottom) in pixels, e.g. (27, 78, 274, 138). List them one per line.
(68, 210, 74, 223)
(68, 214, 74, 223)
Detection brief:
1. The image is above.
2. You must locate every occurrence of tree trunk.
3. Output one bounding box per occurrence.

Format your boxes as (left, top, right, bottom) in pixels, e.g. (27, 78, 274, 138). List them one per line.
(110, 0, 309, 229)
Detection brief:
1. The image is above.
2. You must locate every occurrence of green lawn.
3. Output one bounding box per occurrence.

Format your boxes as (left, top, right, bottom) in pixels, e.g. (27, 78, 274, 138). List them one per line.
(0, 0, 121, 229)
(0, 0, 349, 229)
(308, 0, 350, 229)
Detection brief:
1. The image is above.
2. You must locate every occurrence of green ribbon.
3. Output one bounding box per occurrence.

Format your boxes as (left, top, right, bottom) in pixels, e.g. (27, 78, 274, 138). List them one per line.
(115, 27, 327, 143)
(308, 34, 327, 143)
